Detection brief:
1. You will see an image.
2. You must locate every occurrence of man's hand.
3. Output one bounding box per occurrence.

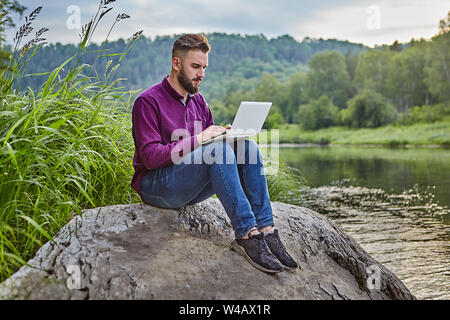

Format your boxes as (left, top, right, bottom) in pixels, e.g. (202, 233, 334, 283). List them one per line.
(196, 125, 231, 144)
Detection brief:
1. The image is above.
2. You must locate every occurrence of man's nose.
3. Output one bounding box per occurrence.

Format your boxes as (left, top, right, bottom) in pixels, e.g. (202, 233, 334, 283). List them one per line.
(197, 68, 205, 79)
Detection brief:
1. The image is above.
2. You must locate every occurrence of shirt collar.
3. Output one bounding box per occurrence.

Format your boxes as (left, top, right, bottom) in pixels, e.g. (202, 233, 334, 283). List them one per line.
(162, 76, 196, 105)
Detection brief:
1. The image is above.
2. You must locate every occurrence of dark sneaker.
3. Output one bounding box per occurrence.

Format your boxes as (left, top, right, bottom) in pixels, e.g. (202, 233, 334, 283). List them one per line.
(231, 233, 284, 273)
(263, 229, 298, 270)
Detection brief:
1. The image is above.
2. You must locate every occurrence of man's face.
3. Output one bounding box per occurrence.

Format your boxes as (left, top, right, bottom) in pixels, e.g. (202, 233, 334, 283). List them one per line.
(176, 49, 208, 94)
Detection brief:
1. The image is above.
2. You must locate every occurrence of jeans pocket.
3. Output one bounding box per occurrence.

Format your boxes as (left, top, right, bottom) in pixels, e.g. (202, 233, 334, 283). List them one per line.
(140, 191, 172, 209)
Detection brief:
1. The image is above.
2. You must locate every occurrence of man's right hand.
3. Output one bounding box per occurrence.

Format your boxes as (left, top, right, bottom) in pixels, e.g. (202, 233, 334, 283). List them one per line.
(196, 125, 228, 144)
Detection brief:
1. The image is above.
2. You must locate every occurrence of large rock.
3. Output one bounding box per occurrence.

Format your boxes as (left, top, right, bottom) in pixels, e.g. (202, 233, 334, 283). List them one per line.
(0, 199, 415, 300)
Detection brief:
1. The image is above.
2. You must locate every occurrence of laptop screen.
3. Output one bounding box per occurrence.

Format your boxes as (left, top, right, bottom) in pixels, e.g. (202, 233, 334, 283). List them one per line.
(230, 101, 272, 134)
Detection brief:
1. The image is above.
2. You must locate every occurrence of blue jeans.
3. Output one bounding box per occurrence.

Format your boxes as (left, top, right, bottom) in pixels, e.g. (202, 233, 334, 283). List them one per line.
(140, 139, 274, 239)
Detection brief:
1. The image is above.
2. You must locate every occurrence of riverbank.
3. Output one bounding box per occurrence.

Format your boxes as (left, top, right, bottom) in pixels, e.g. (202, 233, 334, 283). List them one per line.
(301, 185, 449, 299)
(274, 145, 450, 299)
(263, 120, 450, 147)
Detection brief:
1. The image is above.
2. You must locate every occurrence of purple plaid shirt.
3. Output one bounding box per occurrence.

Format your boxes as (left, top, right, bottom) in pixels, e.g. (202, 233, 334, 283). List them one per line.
(131, 76, 214, 197)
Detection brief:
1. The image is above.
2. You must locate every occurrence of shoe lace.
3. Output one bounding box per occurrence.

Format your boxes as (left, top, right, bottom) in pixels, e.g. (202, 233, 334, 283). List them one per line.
(266, 233, 286, 252)
(259, 238, 272, 256)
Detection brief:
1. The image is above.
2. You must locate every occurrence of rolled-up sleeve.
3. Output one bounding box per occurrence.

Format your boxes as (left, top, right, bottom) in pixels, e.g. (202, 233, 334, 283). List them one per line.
(132, 97, 198, 170)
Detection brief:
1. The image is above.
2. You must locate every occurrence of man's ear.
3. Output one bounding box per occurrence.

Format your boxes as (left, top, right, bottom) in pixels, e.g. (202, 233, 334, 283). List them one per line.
(172, 57, 181, 72)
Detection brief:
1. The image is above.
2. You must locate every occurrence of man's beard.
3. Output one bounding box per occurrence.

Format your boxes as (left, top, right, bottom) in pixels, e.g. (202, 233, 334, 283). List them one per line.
(178, 64, 201, 95)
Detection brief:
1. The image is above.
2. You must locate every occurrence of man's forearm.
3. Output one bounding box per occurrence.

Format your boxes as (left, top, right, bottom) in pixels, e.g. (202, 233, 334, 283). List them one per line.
(196, 134, 203, 145)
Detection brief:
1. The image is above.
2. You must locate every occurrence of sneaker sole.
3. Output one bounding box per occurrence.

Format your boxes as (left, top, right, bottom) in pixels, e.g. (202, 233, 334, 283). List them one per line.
(230, 240, 284, 274)
(281, 264, 298, 271)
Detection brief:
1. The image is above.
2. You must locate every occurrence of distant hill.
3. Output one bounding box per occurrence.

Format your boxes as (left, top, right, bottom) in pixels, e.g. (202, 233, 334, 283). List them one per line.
(17, 32, 369, 101)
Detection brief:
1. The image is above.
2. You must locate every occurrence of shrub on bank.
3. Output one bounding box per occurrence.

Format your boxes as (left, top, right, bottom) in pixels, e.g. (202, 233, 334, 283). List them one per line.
(402, 103, 450, 124)
(296, 95, 338, 130)
(341, 90, 396, 128)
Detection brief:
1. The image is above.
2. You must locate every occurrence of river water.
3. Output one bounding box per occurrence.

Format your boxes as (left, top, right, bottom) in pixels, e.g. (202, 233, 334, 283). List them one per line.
(277, 145, 450, 300)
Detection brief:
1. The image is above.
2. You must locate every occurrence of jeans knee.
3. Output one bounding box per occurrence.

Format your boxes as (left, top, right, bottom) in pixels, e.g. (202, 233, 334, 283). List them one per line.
(235, 139, 261, 164)
(245, 139, 259, 153)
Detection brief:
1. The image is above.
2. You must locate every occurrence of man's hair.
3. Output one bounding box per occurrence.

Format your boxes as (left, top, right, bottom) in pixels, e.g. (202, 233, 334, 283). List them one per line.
(172, 33, 211, 60)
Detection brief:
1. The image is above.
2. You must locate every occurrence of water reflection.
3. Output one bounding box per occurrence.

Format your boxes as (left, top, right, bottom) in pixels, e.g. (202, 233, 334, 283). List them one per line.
(278, 145, 450, 209)
(275, 146, 450, 300)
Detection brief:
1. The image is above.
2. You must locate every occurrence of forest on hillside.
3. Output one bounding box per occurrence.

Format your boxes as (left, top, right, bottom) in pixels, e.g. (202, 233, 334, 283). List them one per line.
(213, 25, 450, 130)
(12, 32, 368, 99)
(4, 9, 450, 130)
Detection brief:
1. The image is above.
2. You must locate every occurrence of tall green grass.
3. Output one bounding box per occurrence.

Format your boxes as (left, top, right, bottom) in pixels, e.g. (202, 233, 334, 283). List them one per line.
(0, 66, 140, 278)
(0, 1, 143, 281)
(0, 2, 307, 281)
(266, 159, 307, 205)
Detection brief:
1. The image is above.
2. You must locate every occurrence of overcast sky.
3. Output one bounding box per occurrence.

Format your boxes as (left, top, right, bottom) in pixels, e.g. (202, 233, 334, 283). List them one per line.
(4, 0, 449, 48)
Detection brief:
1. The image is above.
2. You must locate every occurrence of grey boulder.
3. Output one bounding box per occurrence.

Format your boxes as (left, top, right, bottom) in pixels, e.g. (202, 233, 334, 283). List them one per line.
(0, 199, 415, 300)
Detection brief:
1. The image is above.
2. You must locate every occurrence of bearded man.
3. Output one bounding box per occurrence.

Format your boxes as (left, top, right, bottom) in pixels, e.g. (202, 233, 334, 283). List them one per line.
(131, 33, 297, 273)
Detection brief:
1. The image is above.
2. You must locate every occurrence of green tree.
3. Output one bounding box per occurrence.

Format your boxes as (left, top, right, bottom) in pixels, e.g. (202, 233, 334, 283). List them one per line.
(389, 40, 403, 52)
(208, 98, 237, 126)
(386, 43, 429, 112)
(285, 71, 307, 123)
(345, 50, 359, 82)
(303, 50, 352, 109)
(343, 90, 396, 128)
(297, 95, 338, 130)
(254, 73, 286, 128)
(438, 11, 449, 34)
(264, 107, 285, 129)
(424, 28, 450, 103)
(353, 49, 396, 97)
(254, 73, 279, 101)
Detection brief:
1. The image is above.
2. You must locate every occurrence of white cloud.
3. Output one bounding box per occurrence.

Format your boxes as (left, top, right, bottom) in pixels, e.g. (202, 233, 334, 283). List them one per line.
(297, 0, 449, 47)
(4, 0, 449, 46)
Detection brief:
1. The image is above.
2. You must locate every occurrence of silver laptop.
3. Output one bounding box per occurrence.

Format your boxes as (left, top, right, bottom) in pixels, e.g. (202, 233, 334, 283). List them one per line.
(201, 101, 272, 145)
